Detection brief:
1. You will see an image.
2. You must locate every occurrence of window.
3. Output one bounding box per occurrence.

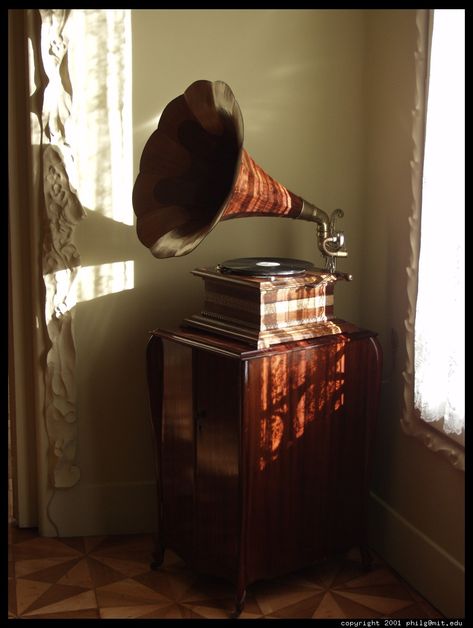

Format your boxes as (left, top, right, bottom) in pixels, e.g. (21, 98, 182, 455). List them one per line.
(414, 9, 465, 437)
(402, 9, 464, 469)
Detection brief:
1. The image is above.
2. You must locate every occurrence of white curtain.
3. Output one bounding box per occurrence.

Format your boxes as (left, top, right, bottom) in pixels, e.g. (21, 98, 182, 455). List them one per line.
(414, 9, 465, 436)
(402, 9, 464, 469)
(8, 8, 132, 532)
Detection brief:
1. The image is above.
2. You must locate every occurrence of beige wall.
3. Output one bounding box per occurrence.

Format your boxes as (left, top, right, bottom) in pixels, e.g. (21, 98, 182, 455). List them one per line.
(131, 8, 365, 324)
(46, 9, 366, 537)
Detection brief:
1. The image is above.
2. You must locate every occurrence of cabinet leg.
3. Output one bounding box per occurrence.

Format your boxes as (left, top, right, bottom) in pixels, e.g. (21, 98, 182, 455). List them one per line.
(230, 588, 246, 618)
(150, 545, 164, 571)
(359, 544, 373, 571)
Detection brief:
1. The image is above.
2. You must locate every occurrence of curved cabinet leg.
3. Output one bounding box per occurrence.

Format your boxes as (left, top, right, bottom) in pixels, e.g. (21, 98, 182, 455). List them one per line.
(150, 544, 164, 571)
(360, 544, 373, 571)
(230, 588, 246, 618)
(147, 335, 165, 574)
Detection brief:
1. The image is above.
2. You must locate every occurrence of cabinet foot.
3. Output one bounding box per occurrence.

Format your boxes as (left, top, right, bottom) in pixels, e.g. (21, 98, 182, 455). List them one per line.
(360, 545, 373, 571)
(230, 589, 246, 618)
(150, 547, 164, 571)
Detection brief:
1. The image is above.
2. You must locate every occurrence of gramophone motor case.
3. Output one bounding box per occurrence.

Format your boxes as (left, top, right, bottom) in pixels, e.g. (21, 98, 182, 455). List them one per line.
(184, 264, 353, 348)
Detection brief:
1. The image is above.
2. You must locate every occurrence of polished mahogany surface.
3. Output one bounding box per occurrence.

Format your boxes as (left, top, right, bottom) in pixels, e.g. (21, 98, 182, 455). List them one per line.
(132, 80, 329, 260)
(243, 332, 381, 584)
(133, 80, 304, 259)
(146, 326, 382, 614)
(183, 267, 354, 350)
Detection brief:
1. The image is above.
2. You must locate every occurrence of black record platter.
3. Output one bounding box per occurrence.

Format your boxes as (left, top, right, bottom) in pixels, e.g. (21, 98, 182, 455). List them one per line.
(217, 257, 317, 277)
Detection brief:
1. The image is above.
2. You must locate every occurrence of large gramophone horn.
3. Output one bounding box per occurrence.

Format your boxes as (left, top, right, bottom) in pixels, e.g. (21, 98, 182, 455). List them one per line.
(133, 80, 347, 271)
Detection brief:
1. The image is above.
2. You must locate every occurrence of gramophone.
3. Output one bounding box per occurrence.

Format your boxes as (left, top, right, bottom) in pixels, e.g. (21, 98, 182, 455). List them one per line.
(133, 79, 353, 348)
(134, 80, 382, 618)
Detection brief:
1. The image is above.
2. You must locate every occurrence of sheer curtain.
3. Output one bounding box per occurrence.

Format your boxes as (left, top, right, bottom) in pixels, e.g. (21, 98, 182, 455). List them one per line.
(414, 9, 465, 436)
(402, 9, 464, 469)
(9, 8, 133, 532)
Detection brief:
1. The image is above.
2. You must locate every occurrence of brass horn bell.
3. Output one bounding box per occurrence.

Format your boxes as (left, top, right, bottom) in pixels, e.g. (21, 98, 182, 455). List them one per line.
(132, 80, 347, 271)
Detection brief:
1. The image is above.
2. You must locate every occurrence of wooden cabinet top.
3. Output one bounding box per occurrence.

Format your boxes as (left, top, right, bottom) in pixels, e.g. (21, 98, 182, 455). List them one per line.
(151, 321, 377, 361)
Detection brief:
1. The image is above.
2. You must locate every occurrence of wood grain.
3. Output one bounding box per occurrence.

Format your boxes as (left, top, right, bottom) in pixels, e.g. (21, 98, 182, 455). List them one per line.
(132, 80, 311, 258)
(146, 326, 382, 614)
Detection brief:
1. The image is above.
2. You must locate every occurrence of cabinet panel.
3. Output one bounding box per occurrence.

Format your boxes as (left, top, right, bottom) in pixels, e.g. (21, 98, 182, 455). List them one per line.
(160, 340, 194, 561)
(193, 350, 241, 577)
(243, 334, 381, 583)
(325, 335, 381, 552)
(149, 327, 382, 614)
(244, 338, 344, 581)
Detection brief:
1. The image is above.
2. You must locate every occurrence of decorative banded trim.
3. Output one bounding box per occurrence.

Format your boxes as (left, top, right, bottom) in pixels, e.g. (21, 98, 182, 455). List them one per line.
(263, 295, 334, 316)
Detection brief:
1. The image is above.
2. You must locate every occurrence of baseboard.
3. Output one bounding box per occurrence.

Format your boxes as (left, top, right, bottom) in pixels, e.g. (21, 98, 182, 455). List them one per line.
(42, 480, 158, 538)
(368, 491, 464, 618)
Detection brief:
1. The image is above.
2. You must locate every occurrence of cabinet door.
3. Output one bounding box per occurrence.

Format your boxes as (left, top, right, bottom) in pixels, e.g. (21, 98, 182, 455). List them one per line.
(193, 349, 241, 580)
(243, 341, 337, 582)
(325, 334, 381, 552)
(243, 333, 381, 583)
(160, 340, 195, 561)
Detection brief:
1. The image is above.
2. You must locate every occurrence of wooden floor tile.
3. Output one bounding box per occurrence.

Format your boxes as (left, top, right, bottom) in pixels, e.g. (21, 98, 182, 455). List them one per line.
(8, 525, 445, 620)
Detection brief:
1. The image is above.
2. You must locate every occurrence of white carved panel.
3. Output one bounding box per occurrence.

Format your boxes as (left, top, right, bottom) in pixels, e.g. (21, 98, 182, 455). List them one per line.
(29, 9, 86, 488)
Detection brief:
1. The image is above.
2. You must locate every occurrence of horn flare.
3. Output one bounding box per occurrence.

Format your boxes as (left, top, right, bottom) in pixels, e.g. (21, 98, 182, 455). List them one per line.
(132, 80, 304, 258)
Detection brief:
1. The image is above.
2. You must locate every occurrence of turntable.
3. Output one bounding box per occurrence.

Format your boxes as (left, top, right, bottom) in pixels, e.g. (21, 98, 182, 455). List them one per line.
(183, 257, 353, 349)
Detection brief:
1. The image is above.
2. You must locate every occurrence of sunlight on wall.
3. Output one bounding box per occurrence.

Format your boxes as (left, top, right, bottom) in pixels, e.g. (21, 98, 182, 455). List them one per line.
(135, 113, 165, 136)
(38, 10, 136, 326)
(44, 261, 134, 324)
(76, 261, 134, 303)
(67, 9, 133, 226)
(67, 10, 135, 306)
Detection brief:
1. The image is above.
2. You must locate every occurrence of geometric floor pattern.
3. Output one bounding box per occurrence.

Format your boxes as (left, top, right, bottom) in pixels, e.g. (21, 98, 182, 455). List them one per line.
(8, 525, 444, 619)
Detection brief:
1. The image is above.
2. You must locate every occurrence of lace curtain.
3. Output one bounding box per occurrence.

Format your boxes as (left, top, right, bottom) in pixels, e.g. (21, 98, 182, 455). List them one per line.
(414, 9, 465, 436)
(10, 8, 132, 530)
(402, 9, 464, 469)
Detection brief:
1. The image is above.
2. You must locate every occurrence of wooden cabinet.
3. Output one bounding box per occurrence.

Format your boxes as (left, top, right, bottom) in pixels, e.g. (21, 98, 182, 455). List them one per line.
(146, 325, 382, 616)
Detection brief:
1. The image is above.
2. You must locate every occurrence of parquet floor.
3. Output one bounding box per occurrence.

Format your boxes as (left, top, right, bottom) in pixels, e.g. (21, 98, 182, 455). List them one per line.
(8, 525, 444, 619)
